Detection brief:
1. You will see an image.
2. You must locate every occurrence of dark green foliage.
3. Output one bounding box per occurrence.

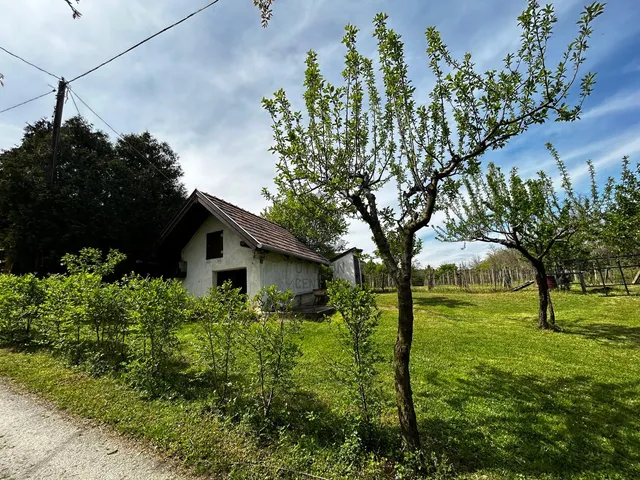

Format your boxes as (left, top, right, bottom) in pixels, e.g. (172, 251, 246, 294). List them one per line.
(0, 274, 44, 344)
(0, 116, 186, 274)
(435, 264, 457, 278)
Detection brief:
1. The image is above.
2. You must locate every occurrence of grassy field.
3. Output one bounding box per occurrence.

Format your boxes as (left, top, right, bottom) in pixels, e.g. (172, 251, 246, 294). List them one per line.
(1, 288, 639, 479)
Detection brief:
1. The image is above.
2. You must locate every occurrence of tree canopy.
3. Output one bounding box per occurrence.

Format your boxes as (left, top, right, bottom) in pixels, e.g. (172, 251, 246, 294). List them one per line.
(0, 115, 187, 274)
(436, 148, 592, 328)
(262, 189, 348, 259)
(603, 157, 640, 256)
(263, 1, 604, 449)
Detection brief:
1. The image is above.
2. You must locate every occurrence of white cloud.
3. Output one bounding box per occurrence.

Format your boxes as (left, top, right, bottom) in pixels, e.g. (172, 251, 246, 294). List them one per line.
(581, 90, 640, 121)
(569, 134, 640, 182)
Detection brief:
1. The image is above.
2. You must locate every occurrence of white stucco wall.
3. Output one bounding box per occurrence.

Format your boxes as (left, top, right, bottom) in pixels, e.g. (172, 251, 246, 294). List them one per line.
(261, 253, 320, 300)
(181, 216, 261, 298)
(332, 251, 358, 286)
(181, 215, 322, 303)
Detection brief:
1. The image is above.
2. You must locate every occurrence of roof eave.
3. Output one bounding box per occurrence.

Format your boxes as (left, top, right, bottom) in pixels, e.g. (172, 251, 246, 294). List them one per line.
(261, 245, 330, 266)
(330, 247, 362, 262)
(153, 190, 200, 250)
(196, 191, 261, 249)
(154, 189, 262, 252)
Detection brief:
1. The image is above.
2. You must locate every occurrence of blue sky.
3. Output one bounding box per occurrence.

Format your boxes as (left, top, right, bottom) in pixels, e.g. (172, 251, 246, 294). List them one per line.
(1, 0, 639, 266)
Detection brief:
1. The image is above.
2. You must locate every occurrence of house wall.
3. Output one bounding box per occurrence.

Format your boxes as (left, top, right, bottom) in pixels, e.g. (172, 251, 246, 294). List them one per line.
(181, 215, 321, 304)
(332, 251, 358, 286)
(181, 216, 261, 297)
(261, 253, 320, 305)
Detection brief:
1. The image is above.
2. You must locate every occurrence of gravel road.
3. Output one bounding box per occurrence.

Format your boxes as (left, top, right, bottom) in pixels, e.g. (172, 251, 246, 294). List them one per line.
(0, 380, 189, 480)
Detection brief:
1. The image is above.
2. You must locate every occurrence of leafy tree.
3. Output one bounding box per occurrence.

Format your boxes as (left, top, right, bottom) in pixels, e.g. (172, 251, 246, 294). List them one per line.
(410, 262, 426, 286)
(361, 257, 392, 290)
(482, 247, 530, 271)
(437, 152, 591, 329)
(262, 189, 348, 258)
(0, 116, 187, 274)
(109, 132, 188, 262)
(435, 263, 457, 277)
(262, 2, 604, 448)
(61, 248, 126, 276)
(602, 157, 640, 256)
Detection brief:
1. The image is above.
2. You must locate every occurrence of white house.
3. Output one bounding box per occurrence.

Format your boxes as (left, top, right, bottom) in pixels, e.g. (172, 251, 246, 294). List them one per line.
(155, 190, 329, 305)
(331, 247, 364, 286)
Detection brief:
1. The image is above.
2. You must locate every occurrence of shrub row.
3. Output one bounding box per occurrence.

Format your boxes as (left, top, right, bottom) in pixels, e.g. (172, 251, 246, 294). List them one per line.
(0, 250, 305, 423)
(0, 250, 404, 473)
(0, 270, 187, 374)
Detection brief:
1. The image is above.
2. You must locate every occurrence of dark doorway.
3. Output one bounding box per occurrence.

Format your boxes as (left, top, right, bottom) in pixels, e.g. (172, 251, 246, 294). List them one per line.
(216, 268, 248, 295)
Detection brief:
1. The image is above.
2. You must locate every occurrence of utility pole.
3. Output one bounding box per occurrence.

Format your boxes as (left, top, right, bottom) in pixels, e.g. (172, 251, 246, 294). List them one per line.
(48, 77, 67, 184)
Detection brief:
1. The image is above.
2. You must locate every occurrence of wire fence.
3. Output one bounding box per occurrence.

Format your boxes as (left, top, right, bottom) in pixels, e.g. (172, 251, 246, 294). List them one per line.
(423, 267, 538, 291)
(363, 254, 640, 296)
(553, 254, 640, 296)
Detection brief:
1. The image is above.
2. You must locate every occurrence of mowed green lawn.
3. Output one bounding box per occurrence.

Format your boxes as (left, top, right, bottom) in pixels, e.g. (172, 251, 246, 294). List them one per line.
(300, 288, 640, 479)
(1, 288, 639, 479)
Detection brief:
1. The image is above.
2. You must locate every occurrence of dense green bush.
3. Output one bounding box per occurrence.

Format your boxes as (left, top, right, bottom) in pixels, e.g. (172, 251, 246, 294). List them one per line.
(0, 248, 304, 411)
(37, 249, 131, 371)
(124, 275, 191, 395)
(1, 248, 191, 384)
(0, 274, 45, 344)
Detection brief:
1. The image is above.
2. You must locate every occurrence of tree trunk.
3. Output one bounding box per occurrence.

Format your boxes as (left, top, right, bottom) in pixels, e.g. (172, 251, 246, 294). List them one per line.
(534, 261, 551, 330)
(395, 276, 420, 449)
(547, 291, 556, 326)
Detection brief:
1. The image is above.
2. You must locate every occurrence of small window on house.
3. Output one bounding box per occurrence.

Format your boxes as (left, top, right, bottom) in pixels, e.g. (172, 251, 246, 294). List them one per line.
(206, 231, 223, 259)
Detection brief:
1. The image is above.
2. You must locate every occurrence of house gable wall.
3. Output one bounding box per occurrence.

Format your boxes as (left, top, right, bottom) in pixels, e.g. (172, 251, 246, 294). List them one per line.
(181, 215, 261, 297)
(181, 215, 321, 302)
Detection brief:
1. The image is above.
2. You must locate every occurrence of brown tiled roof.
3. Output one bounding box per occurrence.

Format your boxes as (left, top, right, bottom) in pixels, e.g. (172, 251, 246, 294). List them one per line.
(201, 192, 329, 265)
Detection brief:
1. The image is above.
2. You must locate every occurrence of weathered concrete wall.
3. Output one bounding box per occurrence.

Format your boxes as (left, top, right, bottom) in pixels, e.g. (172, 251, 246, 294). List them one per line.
(332, 251, 358, 286)
(181, 214, 322, 303)
(181, 215, 261, 297)
(261, 253, 320, 303)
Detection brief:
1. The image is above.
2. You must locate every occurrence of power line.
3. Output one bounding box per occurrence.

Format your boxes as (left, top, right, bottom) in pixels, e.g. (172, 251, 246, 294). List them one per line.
(67, 89, 81, 116)
(0, 46, 60, 80)
(0, 89, 56, 114)
(68, 0, 222, 84)
(67, 86, 173, 182)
